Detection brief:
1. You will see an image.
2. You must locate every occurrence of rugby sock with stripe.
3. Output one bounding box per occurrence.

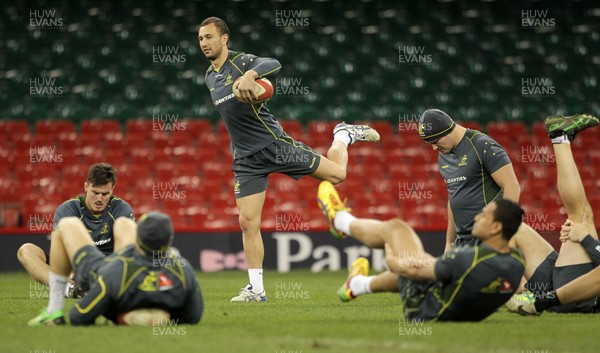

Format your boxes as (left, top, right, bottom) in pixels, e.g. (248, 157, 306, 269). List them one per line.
(551, 134, 570, 144)
(47, 272, 68, 314)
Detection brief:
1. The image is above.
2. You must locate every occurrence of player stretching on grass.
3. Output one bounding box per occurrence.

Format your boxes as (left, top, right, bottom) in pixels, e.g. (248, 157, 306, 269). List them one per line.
(504, 114, 600, 314)
(418, 109, 520, 250)
(198, 17, 380, 302)
(29, 212, 203, 326)
(17, 163, 134, 297)
(318, 181, 524, 321)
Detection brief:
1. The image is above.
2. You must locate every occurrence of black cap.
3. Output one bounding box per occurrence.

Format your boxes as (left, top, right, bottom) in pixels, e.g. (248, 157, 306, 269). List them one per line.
(418, 109, 456, 143)
(136, 211, 174, 253)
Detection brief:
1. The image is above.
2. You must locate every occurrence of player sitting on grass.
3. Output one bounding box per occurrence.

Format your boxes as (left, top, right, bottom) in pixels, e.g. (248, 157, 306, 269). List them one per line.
(18, 163, 135, 298)
(505, 114, 600, 315)
(317, 181, 525, 321)
(28, 212, 203, 326)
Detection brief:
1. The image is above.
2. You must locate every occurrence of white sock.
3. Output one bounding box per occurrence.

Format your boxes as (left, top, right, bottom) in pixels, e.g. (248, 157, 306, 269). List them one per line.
(349, 275, 374, 296)
(333, 130, 352, 147)
(47, 272, 68, 314)
(248, 269, 264, 293)
(334, 210, 357, 236)
(551, 134, 570, 144)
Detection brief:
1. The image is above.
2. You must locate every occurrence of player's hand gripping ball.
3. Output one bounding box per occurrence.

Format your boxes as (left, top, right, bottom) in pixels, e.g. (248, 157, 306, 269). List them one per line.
(232, 77, 274, 104)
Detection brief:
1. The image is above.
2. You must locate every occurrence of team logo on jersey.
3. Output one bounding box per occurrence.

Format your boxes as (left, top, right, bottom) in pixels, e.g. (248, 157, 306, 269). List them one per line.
(224, 74, 233, 86)
(481, 277, 514, 294)
(234, 181, 241, 194)
(458, 154, 468, 166)
(418, 123, 425, 136)
(100, 222, 109, 234)
(138, 271, 159, 292)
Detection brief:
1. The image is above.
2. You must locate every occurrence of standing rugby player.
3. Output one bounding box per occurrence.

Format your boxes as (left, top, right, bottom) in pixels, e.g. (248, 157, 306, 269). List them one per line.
(198, 17, 380, 302)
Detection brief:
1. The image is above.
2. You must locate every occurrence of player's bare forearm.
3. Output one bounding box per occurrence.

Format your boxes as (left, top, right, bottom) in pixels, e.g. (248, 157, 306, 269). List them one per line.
(243, 70, 259, 80)
(491, 164, 521, 202)
(445, 201, 457, 252)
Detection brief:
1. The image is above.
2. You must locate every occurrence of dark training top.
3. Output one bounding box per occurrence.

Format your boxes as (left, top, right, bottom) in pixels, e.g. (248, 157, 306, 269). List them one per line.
(205, 50, 284, 159)
(438, 129, 511, 239)
(420, 244, 524, 321)
(69, 245, 203, 325)
(53, 195, 134, 254)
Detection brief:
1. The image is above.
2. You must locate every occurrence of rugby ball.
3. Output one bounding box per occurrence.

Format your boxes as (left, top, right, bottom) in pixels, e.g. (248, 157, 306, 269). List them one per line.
(232, 77, 274, 104)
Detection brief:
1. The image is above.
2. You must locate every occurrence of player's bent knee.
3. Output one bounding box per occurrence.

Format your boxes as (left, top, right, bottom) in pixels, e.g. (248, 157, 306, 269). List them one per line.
(385, 218, 407, 232)
(17, 243, 45, 264)
(56, 216, 81, 230)
(328, 170, 347, 185)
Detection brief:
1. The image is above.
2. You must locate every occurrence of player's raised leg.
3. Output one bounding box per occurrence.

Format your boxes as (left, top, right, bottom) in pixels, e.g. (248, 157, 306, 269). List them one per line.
(28, 217, 95, 326)
(310, 123, 380, 185)
(231, 191, 268, 302)
(317, 181, 434, 301)
(545, 114, 599, 266)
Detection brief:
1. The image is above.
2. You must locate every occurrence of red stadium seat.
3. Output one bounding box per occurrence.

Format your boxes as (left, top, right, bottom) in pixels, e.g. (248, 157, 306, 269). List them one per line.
(35, 120, 75, 135)
(279, 120, 304, 136)
(81, 119, 121, 135)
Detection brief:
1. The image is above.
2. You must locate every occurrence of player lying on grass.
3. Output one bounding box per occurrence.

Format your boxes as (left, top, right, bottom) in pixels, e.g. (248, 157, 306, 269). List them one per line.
(505, 114, 600, 315)
(318, 181, 525, 321)
(28, 212, 203, 326)
(18, 163, 135, 298)
(199, 17, 380, 302)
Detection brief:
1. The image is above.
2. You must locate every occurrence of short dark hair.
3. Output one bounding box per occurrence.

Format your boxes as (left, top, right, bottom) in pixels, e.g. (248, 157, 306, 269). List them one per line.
(200, 17, 230, 37)
(87, 163, 116, 186)
(493, 199, 524, 241)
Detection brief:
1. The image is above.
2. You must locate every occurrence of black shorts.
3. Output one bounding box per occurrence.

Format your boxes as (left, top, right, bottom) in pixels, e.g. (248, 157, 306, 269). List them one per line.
(527, 251, 599, 313)
(232, 133, 321, 198)
(72, 245, 106, 292)
(397, 277, 439, 321)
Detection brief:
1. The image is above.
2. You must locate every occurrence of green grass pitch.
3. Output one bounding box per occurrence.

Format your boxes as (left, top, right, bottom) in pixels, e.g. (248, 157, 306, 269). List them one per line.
(1, 270, 596, 353)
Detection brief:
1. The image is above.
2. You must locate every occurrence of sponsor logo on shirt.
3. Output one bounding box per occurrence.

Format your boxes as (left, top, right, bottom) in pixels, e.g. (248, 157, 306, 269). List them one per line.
(214, 93, 235, 106)
(441, 165, 449, 169)
(94, 238, 111, 246)
(481, 277, 514, 294)
(445, 176, 467, 184)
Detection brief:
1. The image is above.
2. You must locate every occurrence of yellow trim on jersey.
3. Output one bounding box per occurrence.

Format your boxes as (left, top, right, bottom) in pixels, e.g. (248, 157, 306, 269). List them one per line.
(75, 276, 107, 314)
(277, 134, 320, 156)
(118, 264, 148, 298)
(258, 65, 282, 78)
(250, 103, 278, 139)
(165, 264, 187, 289)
